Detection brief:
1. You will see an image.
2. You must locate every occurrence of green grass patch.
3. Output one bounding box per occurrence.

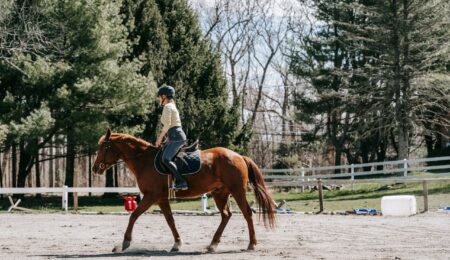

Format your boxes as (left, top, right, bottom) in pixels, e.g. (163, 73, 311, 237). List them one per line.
(1, 181, 449, 213)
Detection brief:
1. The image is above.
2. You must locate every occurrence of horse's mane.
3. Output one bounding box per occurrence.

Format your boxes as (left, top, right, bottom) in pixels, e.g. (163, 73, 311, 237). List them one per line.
(99, 133, 159, 152)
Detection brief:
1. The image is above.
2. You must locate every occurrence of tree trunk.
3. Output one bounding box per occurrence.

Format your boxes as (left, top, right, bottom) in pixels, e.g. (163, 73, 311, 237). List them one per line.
(12, 144, 17, 187)
(360, 140, 371, 172)
(377, 141, 387, 171)
(391, 0, 409, 160)
(55, 139, 61, 186)
(398, 126, 409, 160)
(103, 167, 116, 198)
(114, 164, 119, 188)
(17, 140, 35, 188)
(1, 147, 9, 190)
(88, 149, 92, 196)
(334, 147, 342, 174)
(49, 138, 54, 187)
(282, 83, 289, 141)
(35, 152, 41, 199)
(0, 153, 3, 190)
(65, 130, 76, 188)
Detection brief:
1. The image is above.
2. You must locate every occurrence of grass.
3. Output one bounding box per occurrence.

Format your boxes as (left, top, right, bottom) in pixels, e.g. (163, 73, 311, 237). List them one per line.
(268, 182, 450, 212)
(1, 182, 449, 214)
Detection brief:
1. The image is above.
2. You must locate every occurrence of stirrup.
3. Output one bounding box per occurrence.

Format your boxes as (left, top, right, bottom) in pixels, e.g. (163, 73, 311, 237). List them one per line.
(172, 182, 188, 191)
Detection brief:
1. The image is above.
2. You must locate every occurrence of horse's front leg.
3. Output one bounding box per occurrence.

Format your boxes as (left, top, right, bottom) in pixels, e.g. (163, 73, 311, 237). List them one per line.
(158, 200, 183, 252)
(113, 194, 155, 253)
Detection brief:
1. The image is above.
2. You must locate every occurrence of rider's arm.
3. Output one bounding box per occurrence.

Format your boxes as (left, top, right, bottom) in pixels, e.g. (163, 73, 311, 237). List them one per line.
(156, 105, 172, 146)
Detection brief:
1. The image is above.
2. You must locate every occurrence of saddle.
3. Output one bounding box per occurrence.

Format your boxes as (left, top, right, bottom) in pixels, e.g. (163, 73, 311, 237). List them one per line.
(154, 140, 201, 175)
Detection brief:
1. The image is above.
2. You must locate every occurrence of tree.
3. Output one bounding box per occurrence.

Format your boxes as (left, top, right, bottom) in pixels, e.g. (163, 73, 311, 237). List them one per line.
(144, 0, 240, 148)
(0, 0, 154, 188)
(0, 0, 60, 69)
(192, 0, 300, 157)
(291, 0, 450, 168)
(338, 0, 450, 159)
(47, 0, 154, 187)
(290, 0, 358, 171)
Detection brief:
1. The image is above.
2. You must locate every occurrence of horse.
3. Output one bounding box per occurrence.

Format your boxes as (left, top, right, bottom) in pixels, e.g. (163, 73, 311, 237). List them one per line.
(92, 128, 275, 253)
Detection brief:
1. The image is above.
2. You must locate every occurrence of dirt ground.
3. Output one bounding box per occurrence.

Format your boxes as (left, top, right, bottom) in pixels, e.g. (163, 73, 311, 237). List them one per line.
(0, 212, 449, 260)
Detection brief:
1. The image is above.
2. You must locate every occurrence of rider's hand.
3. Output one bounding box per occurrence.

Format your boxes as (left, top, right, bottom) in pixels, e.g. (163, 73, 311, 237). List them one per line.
(155, 139, 162, 147)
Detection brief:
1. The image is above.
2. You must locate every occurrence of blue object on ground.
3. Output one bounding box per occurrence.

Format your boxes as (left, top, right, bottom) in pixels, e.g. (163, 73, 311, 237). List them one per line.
(275, 208, 291, 214)
(438, 206, 450, 212)
(353, 208, 377, 215)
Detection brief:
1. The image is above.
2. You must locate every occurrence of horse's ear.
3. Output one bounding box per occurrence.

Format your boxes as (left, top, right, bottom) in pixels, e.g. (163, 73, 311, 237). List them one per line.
(105, 128, 111, 140)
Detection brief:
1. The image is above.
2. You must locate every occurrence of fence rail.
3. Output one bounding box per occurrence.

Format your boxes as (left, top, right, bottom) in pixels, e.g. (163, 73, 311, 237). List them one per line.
(0, 187, 140, 212)
(261, 156, 450, 182)
(1, 156, 449, 213)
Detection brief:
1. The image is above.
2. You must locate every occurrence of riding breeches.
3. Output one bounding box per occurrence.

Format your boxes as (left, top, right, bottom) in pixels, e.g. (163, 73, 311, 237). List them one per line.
(162, 127, 186, 168)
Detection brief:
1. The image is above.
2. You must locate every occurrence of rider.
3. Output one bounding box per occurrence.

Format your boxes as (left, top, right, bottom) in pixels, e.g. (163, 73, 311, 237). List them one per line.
(155, 85, 188, 191)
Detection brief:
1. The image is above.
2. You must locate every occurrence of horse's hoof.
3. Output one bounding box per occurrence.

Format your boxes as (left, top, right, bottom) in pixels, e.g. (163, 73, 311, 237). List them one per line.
(170, 240, 182, 252)
(112, 245, 121, 253)
(207, 243, 218, 253)
(247, 244, 256, 251)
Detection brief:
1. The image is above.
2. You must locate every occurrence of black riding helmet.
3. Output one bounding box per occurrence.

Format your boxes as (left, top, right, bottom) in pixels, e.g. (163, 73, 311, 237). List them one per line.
(157, 85, 175, 98)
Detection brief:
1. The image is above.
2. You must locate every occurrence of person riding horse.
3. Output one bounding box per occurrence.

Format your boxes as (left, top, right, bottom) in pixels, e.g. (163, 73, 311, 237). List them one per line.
(155, 85, 188, 191)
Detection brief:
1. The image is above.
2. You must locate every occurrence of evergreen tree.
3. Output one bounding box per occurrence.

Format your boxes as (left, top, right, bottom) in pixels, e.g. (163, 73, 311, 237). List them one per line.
(290, 0, 358, 170)
(337, 0, 450, 159)
(48, 0, 154, 187)
(122, 0, 240, 148)
(291, 0, 450, 165)
(155, 0, 239, 148)
(0, 0, 154, 188)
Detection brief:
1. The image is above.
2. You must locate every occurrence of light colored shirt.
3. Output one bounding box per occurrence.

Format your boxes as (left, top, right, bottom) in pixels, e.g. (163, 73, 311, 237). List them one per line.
(161, 102, 182, 132)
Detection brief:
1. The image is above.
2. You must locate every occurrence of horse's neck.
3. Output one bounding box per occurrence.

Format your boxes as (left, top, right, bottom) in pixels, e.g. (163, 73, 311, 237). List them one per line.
(114, 137, 154, 177)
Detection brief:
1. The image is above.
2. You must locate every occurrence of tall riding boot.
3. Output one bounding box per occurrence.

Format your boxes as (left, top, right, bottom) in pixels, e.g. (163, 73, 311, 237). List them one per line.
(166, 161, 188, 190)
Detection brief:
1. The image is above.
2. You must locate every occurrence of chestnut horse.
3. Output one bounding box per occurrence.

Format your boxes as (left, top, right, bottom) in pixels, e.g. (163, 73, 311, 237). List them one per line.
(92, 129, 275, 253)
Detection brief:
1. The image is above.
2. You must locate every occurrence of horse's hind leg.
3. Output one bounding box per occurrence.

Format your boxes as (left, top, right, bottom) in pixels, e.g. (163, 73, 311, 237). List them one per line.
(207, 189, 232, 252)
(113, 194, 155, 253)
(229, 189, 257, 250)
(158, 200, 183, 252)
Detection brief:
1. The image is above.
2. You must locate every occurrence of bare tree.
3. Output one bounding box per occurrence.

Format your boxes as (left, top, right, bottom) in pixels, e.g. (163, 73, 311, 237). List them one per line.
(0, 0, 59, 72)
(192, 0, 309, 165)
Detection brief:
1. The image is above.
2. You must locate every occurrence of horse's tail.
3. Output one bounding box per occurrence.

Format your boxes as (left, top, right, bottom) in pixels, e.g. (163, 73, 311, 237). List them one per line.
(242, 156, 276, 229)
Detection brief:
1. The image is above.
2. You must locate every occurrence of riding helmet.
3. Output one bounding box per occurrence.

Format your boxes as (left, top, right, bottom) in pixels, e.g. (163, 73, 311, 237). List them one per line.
(157, 85, 175, 98)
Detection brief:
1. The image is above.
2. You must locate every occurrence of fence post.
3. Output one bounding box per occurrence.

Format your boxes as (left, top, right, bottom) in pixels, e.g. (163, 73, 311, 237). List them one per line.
(202, 194, 208, 212)
(301, 167, 305, 192)
(62, 185, 68, 212)
(351, 164, 355, 191)
(318, 179, 324, 213)
(403, 159, 408, 177)
(422, 181, 428, 213)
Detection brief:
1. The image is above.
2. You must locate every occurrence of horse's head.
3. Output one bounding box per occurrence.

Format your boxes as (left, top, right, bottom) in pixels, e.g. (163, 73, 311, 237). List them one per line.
(92, 128, 120, 174)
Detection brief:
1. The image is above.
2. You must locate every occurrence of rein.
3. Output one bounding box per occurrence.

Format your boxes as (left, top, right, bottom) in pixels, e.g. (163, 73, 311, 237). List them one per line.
(98, 139, 152, 170)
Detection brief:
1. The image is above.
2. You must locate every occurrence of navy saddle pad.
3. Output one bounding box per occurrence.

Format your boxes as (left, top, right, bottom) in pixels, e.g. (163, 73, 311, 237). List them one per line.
(154, 149, 201, 175)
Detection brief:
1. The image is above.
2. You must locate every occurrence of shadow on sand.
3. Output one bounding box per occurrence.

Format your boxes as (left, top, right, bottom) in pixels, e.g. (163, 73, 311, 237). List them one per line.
(35, 248, 248, 258)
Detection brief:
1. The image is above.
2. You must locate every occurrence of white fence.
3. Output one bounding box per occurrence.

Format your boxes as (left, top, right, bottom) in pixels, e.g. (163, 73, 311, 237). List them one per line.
(1, 156, 449, 212)
(261, 156, 450, 183)
(0, 187, 140, 211)
(0, 187, 211, 212)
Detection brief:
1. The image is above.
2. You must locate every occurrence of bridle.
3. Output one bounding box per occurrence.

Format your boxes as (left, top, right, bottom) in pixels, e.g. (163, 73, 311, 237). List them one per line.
(96, 139, 146, 171)
(97, 139, 118, 171)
